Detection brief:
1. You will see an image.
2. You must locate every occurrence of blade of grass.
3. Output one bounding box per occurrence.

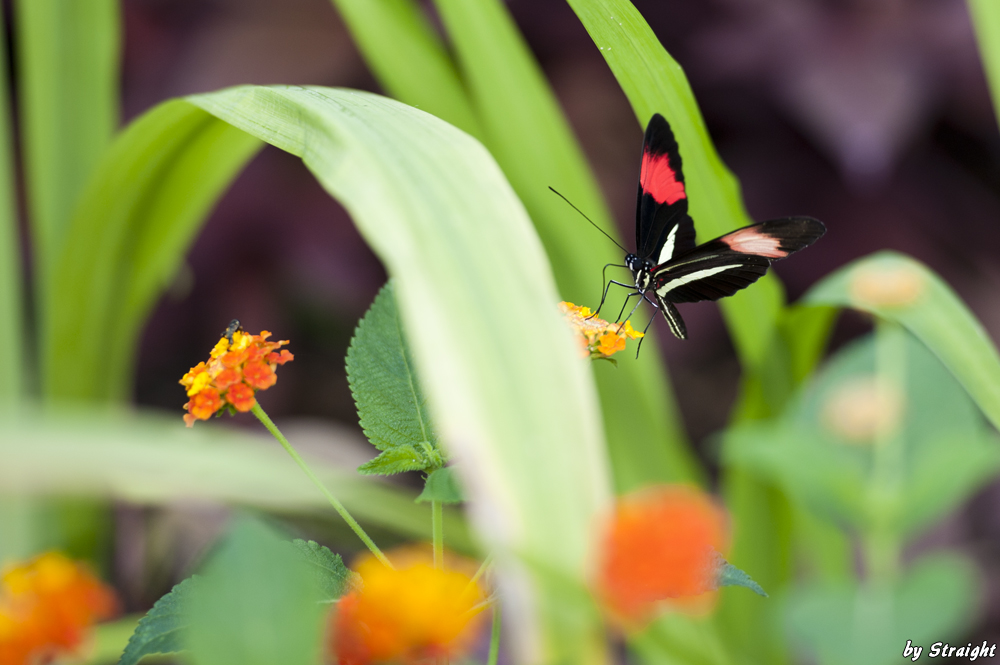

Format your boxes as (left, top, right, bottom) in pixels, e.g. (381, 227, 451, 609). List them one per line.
(805, 251, 1000, 433)
(0, 406, 474, 551)
(565, 0, 785, 371)
(15, 0, 119, 293)
(188, 85, 613, 663)
(968, 0, 1000, 129)
(328, 0, 483, 139)
(43, 100, 261, 400)
(426, 0, 698, 488)
(0, 7, 23, 402)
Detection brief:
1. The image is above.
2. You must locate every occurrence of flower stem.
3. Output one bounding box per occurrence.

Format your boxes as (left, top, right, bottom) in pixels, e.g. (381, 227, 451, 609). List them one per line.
(487, 602, 501, 665)
(431, 500, 443, 570)
(251, 402, 392, 568)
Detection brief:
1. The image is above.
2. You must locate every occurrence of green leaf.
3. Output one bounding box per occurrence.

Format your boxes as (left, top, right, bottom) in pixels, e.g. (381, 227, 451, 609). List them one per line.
(118, 576, 200, 665)
(0, 6, 22, 402)
(188, 85, 612, 663)
(287, 539, 356, 600)
(0, 404, 476, 553)
(43, 100, 261, 400)
(328, 0, 482, 139)
(805, 251, 1000, 434)
(15, 0, 119, 288)
(346, 281, 443, 475)
(784, 555, 976, 665)
(186, 519, 326, 665)
(416, 467, 465, 504)
(717, 560, 767, 598)
(969, 0, 1000, 129)
(566, 0, 786, 371)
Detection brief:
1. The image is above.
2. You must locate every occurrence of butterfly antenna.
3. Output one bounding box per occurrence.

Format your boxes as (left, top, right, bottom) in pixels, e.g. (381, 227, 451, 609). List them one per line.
(548, 187, 626, 252)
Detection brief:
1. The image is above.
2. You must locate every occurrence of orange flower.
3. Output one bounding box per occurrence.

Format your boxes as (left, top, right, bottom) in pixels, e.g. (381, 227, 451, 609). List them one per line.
(329, 548, 488, 665)
(559, 302, 643, 360)
(0, 552, 117, 665)
(595, 485, 728, 626)
(180, 327, 293, 426)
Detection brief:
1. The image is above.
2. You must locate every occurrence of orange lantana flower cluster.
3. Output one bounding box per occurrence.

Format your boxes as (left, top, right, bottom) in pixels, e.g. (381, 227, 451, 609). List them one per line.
(0, 552, 117, 665)
(180, 328, 293, 426)
(596, 485, 728, 626)
(559, 302, 643, 359)
(330, 548, 488, 665)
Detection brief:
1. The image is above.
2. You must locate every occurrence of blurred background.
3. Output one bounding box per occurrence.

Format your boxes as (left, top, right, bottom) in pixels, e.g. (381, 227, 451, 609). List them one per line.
(12, 0, 1000, 654)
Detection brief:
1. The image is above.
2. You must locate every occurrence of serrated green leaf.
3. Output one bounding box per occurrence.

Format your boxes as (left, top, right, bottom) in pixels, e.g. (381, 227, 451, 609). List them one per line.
(346, 281, 443, 475)
(357, 444, 430, 476)
(416, 467, 465, 504)
(717, 561, 767, 598)
(118, 576, 200, 665)
(186, 519, 326, 665)
(287, 539, 356, 600)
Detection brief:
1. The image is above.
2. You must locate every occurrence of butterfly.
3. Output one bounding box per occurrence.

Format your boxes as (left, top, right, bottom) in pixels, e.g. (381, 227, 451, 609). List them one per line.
(571, 113, 826, 341)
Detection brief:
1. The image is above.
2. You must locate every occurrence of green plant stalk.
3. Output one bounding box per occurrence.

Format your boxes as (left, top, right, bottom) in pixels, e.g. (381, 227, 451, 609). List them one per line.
(0, 4, 22, 403)
(864, 319, 907, 583)
(488, 603, 501, 665)
(431, 499, 443, 570)
(250, 402, 392, 568)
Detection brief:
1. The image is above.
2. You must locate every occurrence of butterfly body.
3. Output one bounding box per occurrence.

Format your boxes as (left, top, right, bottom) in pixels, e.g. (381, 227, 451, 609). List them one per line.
(611, 114, 826, 340)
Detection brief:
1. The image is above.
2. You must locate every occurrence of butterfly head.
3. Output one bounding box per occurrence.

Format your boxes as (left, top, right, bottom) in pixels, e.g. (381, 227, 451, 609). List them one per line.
(625, 253, 654, 291)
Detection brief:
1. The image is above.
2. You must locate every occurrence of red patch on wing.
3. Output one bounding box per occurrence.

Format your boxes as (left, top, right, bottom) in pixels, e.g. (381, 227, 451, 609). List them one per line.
(722, 227, 787, 258)
(640, 151, 686, 205)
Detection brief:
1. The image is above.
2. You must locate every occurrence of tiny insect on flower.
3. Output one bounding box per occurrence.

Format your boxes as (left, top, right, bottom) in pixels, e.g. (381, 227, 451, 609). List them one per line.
(329, 547, 488, 665)
(180, 327, 293, 426)
(559, 302, 643, 360)
(595, 485, 729, 627)
(0, 552, 117, 665)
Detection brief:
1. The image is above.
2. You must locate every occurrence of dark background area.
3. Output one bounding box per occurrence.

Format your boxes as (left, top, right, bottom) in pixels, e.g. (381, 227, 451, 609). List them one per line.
(116, 0, 1000, 651)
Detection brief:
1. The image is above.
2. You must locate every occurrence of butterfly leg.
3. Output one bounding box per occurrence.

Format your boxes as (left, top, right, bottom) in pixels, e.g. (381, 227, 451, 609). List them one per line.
(617, 291, 646, 331)
(633, 302, 661, 358)
(591, 267, 631, 319)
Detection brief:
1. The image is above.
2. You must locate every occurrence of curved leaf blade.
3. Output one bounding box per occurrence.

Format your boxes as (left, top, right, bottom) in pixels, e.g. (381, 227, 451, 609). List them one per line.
(804, 251, 1000, 432)
(43, 100, 261, 400)
(187, 85, 613, 662)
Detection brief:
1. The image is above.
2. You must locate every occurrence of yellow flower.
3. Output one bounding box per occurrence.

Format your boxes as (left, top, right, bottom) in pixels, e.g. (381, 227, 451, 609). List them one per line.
(559, 302, 644, 360)
(329, 547, 488, 664)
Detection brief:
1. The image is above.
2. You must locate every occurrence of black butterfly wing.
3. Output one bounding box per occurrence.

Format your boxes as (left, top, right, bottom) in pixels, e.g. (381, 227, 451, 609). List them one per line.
(652, 217, 826, 305)
(636, 114, 696, 265)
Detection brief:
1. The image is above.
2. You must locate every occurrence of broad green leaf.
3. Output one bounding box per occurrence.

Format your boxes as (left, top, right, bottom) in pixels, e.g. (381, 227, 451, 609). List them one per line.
(0, 405, 475, 553)
(186, 519, 326, 665)
(188, 85, 613, 663)
(15, 0, 119, 289)
(430, 0, 697, 489)
(43, 100, 261, 400)
(805, 251, 1000, 433)
(784, 555, 976, 665)
(969, 0, 1000, 129)
(287, 539, 356, 600)
(717, 561, 767, 598)
(0, 5, 22, 402)
(631, 614, 736, 665)
(416, 467, 465, 504)
(118, 576, 200, 665)
(346, 281, 443, 475)
(566, 0, 786, 371)
(726, 332, 1000, 538)
(328, 0, 482, 138)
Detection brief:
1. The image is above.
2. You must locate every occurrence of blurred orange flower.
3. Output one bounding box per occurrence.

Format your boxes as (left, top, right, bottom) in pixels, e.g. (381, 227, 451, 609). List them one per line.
(329, 548, 488, 665)
(180, 328, 293, 426)
(595, 485, 728, 626)
(0, 552, 117, 665)
(559, 302, 643, 360)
